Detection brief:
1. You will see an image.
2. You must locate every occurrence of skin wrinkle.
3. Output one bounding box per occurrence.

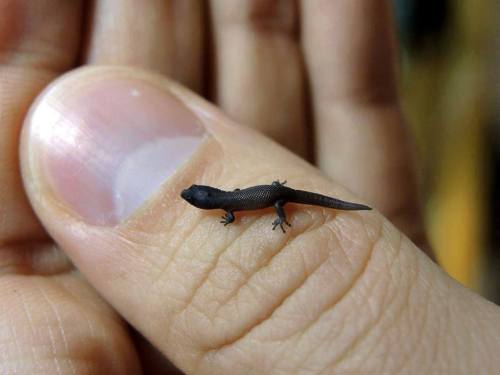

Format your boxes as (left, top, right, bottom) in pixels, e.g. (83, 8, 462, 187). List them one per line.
(199, 215, 372, 366)
(18, 285, 41, 370)
(204, 215, 320, 324)
(37, 284, 63, 375)
(201, 229, 328, 356)
(36, 278, 131, 374)
(393, 251, 424, 374)
(285, 225, 384, 374)
(110, 223, 180, 286)
(161, 221, 246, 340)
(55, 272, 102, 315)
(169, 219, 281, 340)
(472, 302, 497, 369)
(280, 219, 380, 373)
(150, 213, 210, 288)
(107, 227, 171, 286)
(270, 216, 375, 364)
(80, 234, 133, 288)
(152, 187, 196, 240)
(267, 238, 346, 374)
(0, 341, 5, 372)
(442, 287, 457, 370)
(457, 295, 482, 372)
(410, 266, 437, 373)
(424, 287, 439, 373)
(327, 233, 404, 374)
(211, 212, 328, 313)
(8, 311, 21, 374)
(37, 285, 77, 375)
(340, 236, 405, 367)
(114, 233, 163, 278)
(224, 247, 253, 280)
(256, 339, 293, 375)
(194, 220, 330, 356)
(472, 308, 496, 371)
(365, 246, 413, 373)
(50, 278, 103, 343)
(460, 314, 476, 370)
(427, 284, 450, 372)
(267, 323, 316, 374)
(418, 267, 449, 374)
(351, 238, 418, 374)
(335, 223, 357, 273)
(82, 309, 96, 340)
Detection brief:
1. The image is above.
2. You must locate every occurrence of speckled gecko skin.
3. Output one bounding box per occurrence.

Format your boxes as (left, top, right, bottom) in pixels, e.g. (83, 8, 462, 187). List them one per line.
(181, 180, 371, 233)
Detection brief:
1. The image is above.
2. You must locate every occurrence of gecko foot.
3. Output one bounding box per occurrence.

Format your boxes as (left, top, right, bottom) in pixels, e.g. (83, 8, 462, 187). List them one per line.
(272, 180, 287, 186)
(220, 211, 235, 226)
(272, 218, 292, 233)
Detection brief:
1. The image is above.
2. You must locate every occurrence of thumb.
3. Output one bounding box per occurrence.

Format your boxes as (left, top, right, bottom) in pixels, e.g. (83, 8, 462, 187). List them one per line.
(21, 67, 500, 374)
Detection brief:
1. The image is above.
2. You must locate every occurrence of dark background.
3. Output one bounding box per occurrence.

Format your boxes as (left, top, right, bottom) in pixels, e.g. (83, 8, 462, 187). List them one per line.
(393, 0, 499, 302)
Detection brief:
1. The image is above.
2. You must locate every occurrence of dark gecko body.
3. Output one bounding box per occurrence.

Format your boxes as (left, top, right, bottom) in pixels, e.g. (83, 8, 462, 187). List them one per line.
(181, 180, 371, 233)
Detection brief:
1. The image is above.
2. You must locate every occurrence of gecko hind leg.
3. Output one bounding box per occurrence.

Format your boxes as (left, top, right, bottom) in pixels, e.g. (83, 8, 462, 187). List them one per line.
(272, 200, 291, 233)
(220, 210, 235, 226)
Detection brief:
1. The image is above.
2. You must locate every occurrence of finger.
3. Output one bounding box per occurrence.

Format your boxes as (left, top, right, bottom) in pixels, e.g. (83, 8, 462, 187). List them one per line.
(0, 249, 141, 373)
(301, 0, 426, 245)
(209, 0, 308, 157)
(85, 0, 204, 92)
(22, 67, 500, 374)
(0, 3, 143, 372)
(0, 0, 82, 243)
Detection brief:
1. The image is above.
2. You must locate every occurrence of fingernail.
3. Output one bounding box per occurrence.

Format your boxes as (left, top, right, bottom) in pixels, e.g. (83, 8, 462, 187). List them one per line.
(28, 77, 205, 225)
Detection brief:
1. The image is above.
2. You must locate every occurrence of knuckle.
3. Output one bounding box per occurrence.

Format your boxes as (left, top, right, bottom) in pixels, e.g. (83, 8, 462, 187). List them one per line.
(213, 0, 298, 36)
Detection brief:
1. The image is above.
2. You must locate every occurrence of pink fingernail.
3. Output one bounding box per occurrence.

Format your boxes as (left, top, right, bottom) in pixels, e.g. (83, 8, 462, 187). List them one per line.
(28, 77, 205, 225)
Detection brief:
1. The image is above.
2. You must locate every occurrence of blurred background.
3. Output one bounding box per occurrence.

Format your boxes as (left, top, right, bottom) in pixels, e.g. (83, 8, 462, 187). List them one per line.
(393, 0, 499, 302)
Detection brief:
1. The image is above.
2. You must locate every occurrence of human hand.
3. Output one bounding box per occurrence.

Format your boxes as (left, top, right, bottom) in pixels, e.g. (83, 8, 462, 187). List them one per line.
(2, 1, 500, 374)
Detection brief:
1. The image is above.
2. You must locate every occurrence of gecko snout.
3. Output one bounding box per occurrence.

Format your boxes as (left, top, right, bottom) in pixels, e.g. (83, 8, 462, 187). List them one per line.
(180, 189, 191, 200)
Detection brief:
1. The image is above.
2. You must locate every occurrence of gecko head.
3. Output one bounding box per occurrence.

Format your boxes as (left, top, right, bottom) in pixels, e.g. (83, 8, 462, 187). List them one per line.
(181, 185, 220, 209)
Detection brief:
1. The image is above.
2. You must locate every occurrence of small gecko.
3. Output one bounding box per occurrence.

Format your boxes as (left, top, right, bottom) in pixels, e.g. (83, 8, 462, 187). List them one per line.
(180, 180, 371, 233)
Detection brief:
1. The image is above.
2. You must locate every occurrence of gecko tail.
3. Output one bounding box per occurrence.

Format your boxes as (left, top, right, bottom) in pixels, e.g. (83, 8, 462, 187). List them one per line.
(290, 190, 372, 211)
